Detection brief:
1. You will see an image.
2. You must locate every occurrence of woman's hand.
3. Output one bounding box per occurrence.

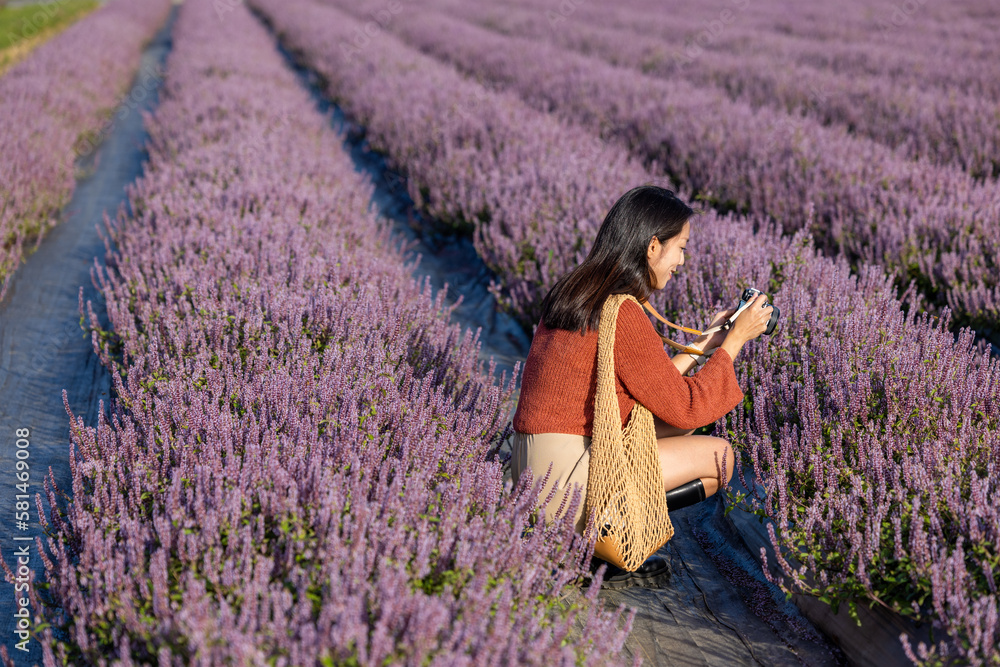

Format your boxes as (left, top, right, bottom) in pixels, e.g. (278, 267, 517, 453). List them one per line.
(729, 293, 773, 342)
(676, 308, 734, 377)
(693, 308, 736, 351)
(719, 293, 773, 361)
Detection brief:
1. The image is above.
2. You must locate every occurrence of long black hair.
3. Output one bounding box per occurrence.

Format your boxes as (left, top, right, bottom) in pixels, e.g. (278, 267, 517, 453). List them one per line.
(540, 185, 694, 333)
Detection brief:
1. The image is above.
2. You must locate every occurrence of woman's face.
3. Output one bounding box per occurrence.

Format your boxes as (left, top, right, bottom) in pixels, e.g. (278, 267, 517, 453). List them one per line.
(647, 221, 690, 289)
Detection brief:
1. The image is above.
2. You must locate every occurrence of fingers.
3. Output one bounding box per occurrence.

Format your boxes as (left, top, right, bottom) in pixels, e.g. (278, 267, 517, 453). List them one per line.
(757, 302, 773, 333)
(730, 293, 775, 341)
(748, 295, 772, 337)
(755, 295, 773, 317)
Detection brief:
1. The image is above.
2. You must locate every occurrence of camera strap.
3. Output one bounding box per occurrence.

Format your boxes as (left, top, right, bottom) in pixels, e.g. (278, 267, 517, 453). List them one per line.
(640, 301, 711, 356)
(639, 300, 749, 364)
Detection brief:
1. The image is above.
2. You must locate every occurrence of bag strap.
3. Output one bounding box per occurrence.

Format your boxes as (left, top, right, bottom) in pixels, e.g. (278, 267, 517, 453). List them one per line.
(593, 293, 632, 445)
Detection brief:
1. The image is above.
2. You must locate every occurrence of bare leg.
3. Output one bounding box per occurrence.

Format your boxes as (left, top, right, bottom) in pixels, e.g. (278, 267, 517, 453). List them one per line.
(656, 433, 734, 498)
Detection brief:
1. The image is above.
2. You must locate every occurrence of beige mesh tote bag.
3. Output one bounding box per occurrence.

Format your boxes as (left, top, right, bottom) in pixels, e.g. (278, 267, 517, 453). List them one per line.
(585, 293, 674, 572)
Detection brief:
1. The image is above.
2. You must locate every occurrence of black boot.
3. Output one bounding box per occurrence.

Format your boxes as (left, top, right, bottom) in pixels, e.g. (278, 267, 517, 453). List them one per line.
(665, 478, 706, 512)
(584, 553, 670, 590)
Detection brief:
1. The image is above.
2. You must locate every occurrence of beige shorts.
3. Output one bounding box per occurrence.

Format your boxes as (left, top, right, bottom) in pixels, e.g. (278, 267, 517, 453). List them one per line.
(511, 431, 591, 535)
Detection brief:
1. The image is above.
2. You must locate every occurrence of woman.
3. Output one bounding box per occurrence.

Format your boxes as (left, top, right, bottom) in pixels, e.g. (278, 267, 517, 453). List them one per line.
(511, 185, 772, 582)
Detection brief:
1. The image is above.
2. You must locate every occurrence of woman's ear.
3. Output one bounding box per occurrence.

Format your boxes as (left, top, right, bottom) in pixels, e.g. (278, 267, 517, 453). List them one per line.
(647, 236, 660, 261)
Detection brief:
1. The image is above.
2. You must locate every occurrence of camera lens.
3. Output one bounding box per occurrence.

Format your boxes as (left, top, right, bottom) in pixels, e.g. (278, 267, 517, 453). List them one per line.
(764, 305, 780, 335)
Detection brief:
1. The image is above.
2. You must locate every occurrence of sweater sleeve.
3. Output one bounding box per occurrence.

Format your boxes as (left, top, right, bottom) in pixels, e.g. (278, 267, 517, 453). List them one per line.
(613, 299, 744, 430)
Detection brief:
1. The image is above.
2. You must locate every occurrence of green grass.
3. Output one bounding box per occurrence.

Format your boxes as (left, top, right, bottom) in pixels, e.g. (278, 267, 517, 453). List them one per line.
(0, 0, 99, 69)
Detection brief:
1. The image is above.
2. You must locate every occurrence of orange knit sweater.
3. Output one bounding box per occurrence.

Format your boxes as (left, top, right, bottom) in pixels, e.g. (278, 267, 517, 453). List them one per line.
(513, 299, 745, 436)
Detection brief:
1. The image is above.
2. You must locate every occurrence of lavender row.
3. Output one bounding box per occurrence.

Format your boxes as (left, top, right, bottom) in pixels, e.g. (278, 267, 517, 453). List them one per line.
(625, 0, 1000, 83)
(0, 0, 171, 301)
(663, 171, 1000, 667)
(359, 3, 1000, 332)
(512, 0, 1000, 103)
(449, 0, 1000, 180)
(9, 0, 632, 663)
(257, 0, 1000, 660)
(258, 0, 665, 325)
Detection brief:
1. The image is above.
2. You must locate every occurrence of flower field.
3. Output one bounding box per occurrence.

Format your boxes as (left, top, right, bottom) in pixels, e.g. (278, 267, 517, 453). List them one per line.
(360, 0, 1000, 334)
(249, 0, 1000, 662)
(10, 0, 637, 663)
(2, 0, 997, 663)
(0, 0, 99, 74)
(443, 0, 1000, 180)
(0, 0, 171, 300)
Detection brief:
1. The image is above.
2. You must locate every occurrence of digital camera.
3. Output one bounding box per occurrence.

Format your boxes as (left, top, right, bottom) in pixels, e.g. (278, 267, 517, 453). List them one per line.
(733, 287, 779, 335)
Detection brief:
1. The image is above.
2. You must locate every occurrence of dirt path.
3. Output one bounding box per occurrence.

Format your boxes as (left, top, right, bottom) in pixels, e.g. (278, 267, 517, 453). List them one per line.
(607, 497, 844, 665)
(276, 40, 532, 385)
(0, 8, 176, 663)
